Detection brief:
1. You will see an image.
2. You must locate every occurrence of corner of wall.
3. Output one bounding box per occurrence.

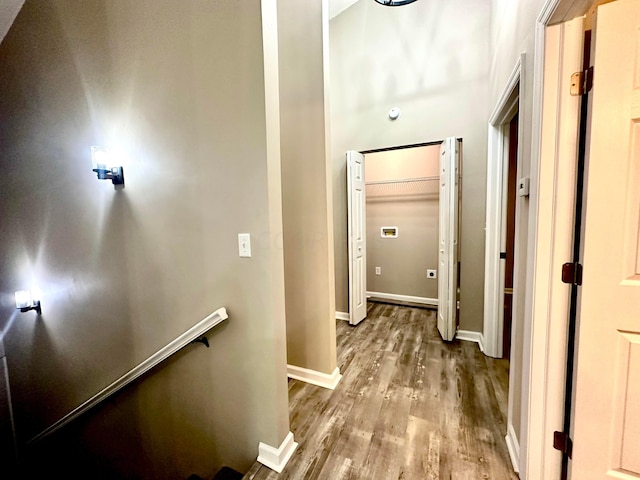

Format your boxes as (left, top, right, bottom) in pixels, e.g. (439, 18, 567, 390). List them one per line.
(257, 431, 298, 474)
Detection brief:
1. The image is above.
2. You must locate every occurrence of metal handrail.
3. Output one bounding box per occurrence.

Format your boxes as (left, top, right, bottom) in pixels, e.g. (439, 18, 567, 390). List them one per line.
(27, 307, 228, 445)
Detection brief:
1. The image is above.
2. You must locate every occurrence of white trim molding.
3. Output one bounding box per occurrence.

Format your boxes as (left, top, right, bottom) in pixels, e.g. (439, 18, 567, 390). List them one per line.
(484, 55, 524, 360)
(336, 311, 350, 321)
(455, 330, 485, 352)
(366, 291, 437, 306)
(505, 423, 520, 473)
(257, 431, 298, 473)
(523, 11, 584, 480)
(287, 365, 342, 390)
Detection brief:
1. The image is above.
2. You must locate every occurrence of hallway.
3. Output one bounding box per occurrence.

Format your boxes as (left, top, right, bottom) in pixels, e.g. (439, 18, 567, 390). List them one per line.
(245, 302, 517, 479)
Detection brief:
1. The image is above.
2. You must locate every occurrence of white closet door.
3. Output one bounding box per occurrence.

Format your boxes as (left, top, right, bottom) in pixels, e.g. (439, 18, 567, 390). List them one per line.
(347, 150, 367, 326)
(437, 137, 459, 341)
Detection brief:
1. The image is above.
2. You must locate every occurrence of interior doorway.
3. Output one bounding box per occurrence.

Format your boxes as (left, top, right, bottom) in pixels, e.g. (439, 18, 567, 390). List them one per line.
(502, 112, 519, 360)
(346, 138, 461, 342)
(484, 55, 523, 360)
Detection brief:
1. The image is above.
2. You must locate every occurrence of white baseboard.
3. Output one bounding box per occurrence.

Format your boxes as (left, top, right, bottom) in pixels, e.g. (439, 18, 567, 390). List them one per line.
(505, 423, 520, 473)
(456, 330, 485, 352)
(336, 311, 350, 321)
(287, 365, 342, 390)
(366, 291, 438, 306)
(257, 431, 298, 473)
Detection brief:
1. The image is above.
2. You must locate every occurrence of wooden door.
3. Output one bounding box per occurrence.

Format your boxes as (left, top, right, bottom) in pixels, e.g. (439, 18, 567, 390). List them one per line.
(347, 150, 367, 326)
(437, 137, 459, 341)
(571, 1, 640, 477)
(503, 113, 518, 360)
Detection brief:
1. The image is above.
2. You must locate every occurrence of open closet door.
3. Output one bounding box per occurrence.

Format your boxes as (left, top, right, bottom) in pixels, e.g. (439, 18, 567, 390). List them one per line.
(347, 150, 367, 326)
(438, 137, 459, 341)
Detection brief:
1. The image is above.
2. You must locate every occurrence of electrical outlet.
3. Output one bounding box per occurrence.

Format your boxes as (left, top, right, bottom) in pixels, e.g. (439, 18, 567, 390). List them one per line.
(375, 267, 381, 275)
(427, 269, 437, 279)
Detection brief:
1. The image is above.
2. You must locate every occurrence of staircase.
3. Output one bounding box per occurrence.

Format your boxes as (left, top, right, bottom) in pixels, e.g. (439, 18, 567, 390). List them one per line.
(188, 466, 244, 480)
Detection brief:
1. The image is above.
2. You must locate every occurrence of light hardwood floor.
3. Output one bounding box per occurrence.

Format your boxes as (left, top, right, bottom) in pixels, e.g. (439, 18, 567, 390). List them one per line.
(244, 302, 518, 479)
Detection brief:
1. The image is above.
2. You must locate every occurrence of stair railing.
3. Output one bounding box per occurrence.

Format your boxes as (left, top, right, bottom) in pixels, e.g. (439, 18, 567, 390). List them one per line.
(27, 306, 229, 445)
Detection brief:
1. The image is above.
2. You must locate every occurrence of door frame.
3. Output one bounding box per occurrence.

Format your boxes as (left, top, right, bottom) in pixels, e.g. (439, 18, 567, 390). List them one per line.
(346, 140, 444, 321)
(521, 1, 588, 478)
(484, 56, 523, 361)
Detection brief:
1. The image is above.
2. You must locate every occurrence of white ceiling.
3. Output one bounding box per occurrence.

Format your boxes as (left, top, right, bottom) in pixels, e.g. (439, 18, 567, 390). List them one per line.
(329, 0, 361, 19)
(0, 0, 23, 45)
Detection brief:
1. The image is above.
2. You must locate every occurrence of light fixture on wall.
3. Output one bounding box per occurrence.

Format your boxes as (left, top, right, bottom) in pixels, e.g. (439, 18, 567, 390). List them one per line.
(374, 0, 418, 6)
(15, 290, 42, 314)
(91, 146, 124, 185)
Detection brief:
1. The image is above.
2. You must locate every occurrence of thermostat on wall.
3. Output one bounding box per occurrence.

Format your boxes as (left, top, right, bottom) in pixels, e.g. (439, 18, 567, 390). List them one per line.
(380, 226, 398, 238)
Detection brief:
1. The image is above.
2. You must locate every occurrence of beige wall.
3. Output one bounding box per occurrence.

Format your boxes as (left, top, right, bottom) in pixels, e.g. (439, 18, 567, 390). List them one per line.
(278, 0, 337, 374)
(0, 0, 289, 477)
(489, 0, 548, 447)
(0, 341, 18, 476)
(365, 146, 439, 299)
(330, 0, 490, 334)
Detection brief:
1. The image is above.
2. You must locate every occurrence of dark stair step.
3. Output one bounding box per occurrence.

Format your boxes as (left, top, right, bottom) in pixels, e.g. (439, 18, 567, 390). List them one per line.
(188, 466, 244, 480)
(213, 467, 244, 480)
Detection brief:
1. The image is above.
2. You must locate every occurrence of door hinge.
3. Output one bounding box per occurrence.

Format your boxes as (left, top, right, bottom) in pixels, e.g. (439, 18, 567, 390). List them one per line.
(553, 431, 573, 458)
(570, 66, 594, 96)
(562, 262, 583, 286)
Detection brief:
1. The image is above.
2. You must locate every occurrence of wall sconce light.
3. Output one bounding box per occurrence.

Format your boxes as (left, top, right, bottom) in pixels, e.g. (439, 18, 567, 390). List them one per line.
(91, 146, 124, 185)
(15, 290, 42, 314)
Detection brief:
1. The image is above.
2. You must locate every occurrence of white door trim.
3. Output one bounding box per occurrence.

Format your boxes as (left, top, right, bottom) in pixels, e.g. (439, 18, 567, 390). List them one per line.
(484, 56, 522, 360)
(521, 1, 587, 479)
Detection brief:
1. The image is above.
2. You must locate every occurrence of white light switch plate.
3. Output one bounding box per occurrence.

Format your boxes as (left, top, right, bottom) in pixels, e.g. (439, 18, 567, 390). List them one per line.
(238, 233, 251, 257)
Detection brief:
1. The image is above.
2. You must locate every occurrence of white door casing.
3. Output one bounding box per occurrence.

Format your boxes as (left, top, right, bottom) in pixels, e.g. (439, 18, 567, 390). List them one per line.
(571, 1, 640, 477)
(523, 16, 584, 479)
(438, 137, 459, 342)
(347, 150, 367, 326)
(484, 56, 522, 359)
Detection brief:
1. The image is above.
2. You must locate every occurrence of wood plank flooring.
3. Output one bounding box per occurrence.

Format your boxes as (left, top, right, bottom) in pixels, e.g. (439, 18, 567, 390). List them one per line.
(244, 302, 517, 480)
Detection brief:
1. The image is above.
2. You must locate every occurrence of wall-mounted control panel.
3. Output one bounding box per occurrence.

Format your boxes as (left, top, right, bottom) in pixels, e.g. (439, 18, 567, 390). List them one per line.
(380, 226, 398, 238)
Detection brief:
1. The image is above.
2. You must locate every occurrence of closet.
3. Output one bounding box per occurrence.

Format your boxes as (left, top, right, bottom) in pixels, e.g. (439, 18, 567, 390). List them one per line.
(364, 144, 441, 307)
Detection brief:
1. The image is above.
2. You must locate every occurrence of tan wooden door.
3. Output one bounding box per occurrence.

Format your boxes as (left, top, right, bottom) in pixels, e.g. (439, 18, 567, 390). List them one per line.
(347, 150, 367, 326)
(571, 1, 640, 478)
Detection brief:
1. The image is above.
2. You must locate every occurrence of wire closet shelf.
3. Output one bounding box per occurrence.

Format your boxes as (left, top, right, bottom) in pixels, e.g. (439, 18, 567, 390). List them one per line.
(365, 175, 439, 198)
